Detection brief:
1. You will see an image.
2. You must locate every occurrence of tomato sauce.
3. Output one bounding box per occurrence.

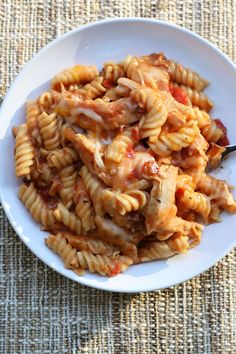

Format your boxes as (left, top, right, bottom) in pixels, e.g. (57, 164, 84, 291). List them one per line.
(131, 126, 140, 141)
(169, 84, 189, 105)
(102, 79, 114, 89)
(126, 144, 135, 159)
(214, 119, 230, 146)
(175, 188, 185, 198)
(40, 188, 58, 209)
(109, 263, 121, 277)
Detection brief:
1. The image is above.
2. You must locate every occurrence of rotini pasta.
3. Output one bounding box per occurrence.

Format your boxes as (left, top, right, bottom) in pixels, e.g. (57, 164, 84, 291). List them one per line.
(46, 233, 81, 269)
(102, 62, 125, 84)
(83, 76, 107, 99)
(74, 179, 94, 231)
(53, 202, 82, 234)
(38, 90, 59, 112)
(186, 107, 211, 129)
(14, 51, 235, 277)
(176, 188, 211, 222)
(149, 120, 199, 156)
(38, 112, 61, 151)
(171, 82, 214, 112)
(167, 60, 209, 91)
(59, 165, 77, 209)
(46, 233, 132, 276)
(61, 231, 117, 256)
(197, 174, 236, 213)
(19, 183, 56, 227)
(47, 147, 79, 169)
(131, 87, 169, 138)
(138, 241, 176, 262)
(51, 64, 99, 91)
(201, 119, 224, 143)
(123, 53, 169, 90)
(26, 101, 42, 146)
(80, 165, 106, 216)
(105, 127, 138, 163)
(14, 124, 35, 178)
(102, 189, 147, 216)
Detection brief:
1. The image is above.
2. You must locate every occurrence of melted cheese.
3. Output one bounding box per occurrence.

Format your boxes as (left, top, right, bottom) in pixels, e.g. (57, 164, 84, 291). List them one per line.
(72, 107, 104, 125)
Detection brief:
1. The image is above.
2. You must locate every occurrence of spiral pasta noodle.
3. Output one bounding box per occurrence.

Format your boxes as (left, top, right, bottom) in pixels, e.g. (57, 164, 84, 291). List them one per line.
(59, 165, 77, 208)
(74, 180, 94, 232)
(46, 234, 132, 276)
(19, 183, 56, 227)
(177, 189, 211, 221)
(38, 90, 59, 111)
(53, 202, 82, 234)
(80, 166, 106, 216)
(15, 124, 35, 178)
(171, 83, 213, 112)
(51, 64, 99, 90)
(105, 128, 137, 163)
(168, 60, 209, 91)
(76, 250, 133, 276)
(102, 62, 125, 84)
(26, 101, 42, 147)
(62, 231, 116, 256)
(186, 107, 211, 129)
(138, 241, 177, 262)
(197, 175, 236, 213)
(46, 234, 80, 269)
(47, 147, 79, 169)
(149, 120, 199, 156)
(102, 189, 147, 216)
(201, 120, 224, 143)
(38, 112, 61, 151)
(132, 88, 168, 138)
(83, 76, 106, 99)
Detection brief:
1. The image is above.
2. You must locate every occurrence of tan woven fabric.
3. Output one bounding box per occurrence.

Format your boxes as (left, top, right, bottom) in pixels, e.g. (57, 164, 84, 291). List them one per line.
(0, 1, 236, 353)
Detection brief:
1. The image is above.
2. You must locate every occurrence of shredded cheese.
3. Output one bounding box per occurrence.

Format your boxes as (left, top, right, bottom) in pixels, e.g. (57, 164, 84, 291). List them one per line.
(73, 107, 105, 125)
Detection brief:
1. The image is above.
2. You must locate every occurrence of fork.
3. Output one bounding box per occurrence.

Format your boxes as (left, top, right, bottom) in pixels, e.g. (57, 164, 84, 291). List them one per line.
(221, 144, 236, 159)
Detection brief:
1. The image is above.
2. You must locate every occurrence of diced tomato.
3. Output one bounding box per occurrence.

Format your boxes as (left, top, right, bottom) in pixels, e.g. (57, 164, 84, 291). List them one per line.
(109, 263, 121, 277)
(169, 84, 188, 105)
(143, 160, 159, 176)
(131, 126, 140, 141)
(175, 188, 185, 198)
(102, 79, 113, 89)
(127, 168, 140, 180)
(214, 119, 230, 146)
(40, 190, 58, 209)
(126, 144, 135, 159)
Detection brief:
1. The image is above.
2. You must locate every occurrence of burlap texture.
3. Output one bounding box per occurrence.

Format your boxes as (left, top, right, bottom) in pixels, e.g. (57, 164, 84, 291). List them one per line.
(0, 1, 236, 353)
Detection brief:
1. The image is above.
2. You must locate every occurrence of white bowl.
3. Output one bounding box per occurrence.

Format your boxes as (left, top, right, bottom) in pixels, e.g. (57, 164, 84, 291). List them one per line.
(0, 18, 236, 293)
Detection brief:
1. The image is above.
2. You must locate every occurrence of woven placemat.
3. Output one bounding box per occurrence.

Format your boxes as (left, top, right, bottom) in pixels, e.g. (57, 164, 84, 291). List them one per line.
(0, 1, 236, 353)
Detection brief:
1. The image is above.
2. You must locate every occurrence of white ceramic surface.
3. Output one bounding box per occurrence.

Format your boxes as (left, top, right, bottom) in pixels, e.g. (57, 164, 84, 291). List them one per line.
(0, 18, 236, 293)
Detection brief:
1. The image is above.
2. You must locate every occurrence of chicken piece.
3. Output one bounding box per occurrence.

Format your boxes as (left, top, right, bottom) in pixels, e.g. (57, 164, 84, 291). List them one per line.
(60, 231, 117, 256)
(110, 150, 159, 191)
(197, 174, 236, 213)
(95, 216, 138, 259)
(124, 53, 169, 91)
(145, 165, 178, 234)
(64, 128, 113, 186)
(206, 143, 226, 170)
(55, 96, 140, 130)
(64, 128, 96, 172)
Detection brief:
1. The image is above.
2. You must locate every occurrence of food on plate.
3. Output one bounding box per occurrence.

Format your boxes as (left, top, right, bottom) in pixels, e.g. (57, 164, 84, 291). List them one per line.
(13, 52, 236, 277)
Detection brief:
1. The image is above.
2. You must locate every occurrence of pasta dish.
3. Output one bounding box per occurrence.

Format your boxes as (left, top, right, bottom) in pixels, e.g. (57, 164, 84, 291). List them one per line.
(13, 53, 236, 277)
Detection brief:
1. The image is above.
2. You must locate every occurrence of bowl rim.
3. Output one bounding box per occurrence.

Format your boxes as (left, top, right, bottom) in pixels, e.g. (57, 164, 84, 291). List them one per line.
(1, 17, 236, 293)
